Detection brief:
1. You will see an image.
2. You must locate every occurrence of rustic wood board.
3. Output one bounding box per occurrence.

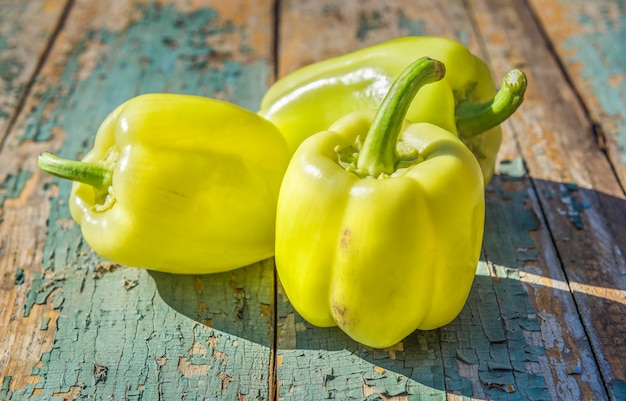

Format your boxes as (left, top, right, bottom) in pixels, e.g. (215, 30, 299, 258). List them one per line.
(527, 0, 626, 192)
(0, 0, 70, 144)
(0, 1, 276, 399)
(470, 0, 626, 399)
(1, 0, 624, 400)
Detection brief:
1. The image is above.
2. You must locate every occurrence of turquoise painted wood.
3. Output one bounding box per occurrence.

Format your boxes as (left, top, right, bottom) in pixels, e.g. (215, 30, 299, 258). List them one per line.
(1, 1, 275, 400)
(1, 1, 625, 400)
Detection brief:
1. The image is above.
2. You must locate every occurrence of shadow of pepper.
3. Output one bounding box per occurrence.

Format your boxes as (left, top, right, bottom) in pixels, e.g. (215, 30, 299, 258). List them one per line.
(148, 173, 626, 401)
(149, 258, 275, 349)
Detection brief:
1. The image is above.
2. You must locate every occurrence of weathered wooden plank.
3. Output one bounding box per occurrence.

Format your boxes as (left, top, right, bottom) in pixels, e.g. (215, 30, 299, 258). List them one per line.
(526, 0, 626, 192)
(0, 0, 69, 143)
(468, 0, 626, 399)
(275, 0, 484, 78)
(0, 0, 276, 399)
(273, 0, 604, 400)
(483, 173, 607, 400)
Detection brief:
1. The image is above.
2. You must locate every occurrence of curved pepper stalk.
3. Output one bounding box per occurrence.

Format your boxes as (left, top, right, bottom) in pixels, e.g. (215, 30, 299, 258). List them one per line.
(357, 57, 445, 177)
(456, 69, 527, 138)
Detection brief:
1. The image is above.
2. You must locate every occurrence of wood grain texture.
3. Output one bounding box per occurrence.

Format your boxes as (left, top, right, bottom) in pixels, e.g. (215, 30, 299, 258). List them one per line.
(0, 0, 276, 399)
(276, 0, 481, 77)
(526, 0, 626, 193)
(468, 0, 626, 399)
(0, 0, 69, 143)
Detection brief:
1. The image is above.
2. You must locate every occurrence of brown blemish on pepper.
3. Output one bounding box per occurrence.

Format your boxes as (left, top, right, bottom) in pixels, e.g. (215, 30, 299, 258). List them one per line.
(332, 303, 348, 326)
(340, 228, 351, 250)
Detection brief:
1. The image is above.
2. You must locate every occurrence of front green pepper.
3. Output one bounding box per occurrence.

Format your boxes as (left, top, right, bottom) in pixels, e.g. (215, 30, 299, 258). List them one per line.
(259, 36, 526, 184)
(275, 57, 485, 348)
(38, 94, 290, 274)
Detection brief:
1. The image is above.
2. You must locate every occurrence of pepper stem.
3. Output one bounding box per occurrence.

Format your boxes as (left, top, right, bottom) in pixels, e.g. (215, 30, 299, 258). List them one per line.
(356, 57, 446, 178)
(37, 152, 113, 193)
(455, 69, 527, 138)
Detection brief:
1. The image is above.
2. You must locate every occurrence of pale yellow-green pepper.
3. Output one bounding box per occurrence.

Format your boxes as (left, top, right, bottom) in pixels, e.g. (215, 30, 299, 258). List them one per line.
(275, 58, 485, 348)
(38, 94, 290, 274)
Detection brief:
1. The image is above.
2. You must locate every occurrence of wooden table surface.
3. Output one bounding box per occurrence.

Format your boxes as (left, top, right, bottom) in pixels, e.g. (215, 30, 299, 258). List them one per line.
(1, 1, 625, 400)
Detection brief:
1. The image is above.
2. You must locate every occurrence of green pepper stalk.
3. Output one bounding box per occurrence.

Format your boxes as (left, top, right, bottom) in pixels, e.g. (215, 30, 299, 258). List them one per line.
(357, 57, 445, 177)
(38, 151, 114, 198)
(275, 57, 485, 348)
(38, 94, 290, 274)
(456, 68, 527, 138)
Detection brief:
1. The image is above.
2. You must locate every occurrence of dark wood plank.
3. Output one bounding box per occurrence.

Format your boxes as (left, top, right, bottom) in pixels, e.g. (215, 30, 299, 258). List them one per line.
(0, 1, 276, 399)
(468, 0, 626, 399)
(527, 0, 626, 192)
(0, 1, 71, 393)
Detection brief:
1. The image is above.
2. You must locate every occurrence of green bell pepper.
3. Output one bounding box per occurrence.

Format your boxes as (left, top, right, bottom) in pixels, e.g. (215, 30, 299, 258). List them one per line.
(259, 36, 526, 184)
(38, 94, 290, 274)
(275, 57, 485, 348)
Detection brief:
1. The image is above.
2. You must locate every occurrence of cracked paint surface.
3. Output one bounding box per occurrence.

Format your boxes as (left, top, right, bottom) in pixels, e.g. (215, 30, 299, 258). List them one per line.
(275, 180, 553, 400)
(1, 1, 273, 399)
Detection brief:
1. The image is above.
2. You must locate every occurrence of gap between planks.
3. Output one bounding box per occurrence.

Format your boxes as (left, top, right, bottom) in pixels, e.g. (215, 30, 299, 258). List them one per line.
(269, 1, 281, 400)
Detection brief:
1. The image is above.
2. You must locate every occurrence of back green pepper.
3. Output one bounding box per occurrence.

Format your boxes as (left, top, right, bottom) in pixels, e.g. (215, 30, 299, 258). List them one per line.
(38, 94, 290, 274)
(258, 36, 526, 184)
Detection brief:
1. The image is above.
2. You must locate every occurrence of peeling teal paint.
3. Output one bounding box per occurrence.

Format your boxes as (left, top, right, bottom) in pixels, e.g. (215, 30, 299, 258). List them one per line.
(441, 184, 549, 401)
(561, 0, 626, 168)
(18, 2, 269, 146)
(612, 378, 626, 401)
(0, 1, 44, 125)
(0, 55, 24, 87)
(397, 9, 425, 36)
(276, 311, 445, 400)
(0, 169, 32, 210)
(18, 254, 274, 401)
(355, 8, 426, 41)
(559, 182, 590, 229)
(356, 10, 387, 41)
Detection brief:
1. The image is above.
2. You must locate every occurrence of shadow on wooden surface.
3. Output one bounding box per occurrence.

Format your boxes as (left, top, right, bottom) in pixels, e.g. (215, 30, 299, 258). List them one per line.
(4, 163, 624, 400)
(149, 259, 275, 349)
(145, 174, 626, 400)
